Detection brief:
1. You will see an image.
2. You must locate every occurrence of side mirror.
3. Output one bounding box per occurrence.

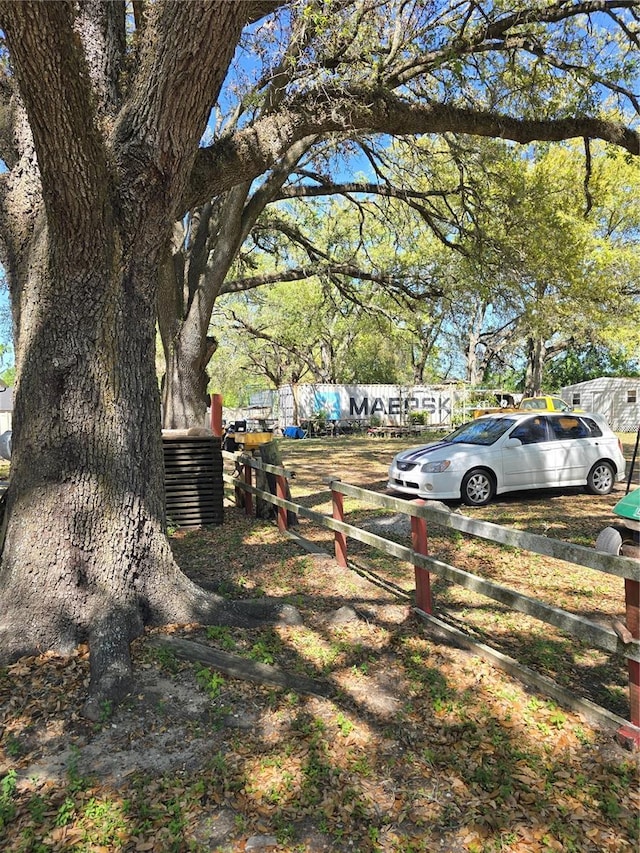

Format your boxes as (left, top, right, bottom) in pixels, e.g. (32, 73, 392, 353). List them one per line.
(503, 437, 522, 448)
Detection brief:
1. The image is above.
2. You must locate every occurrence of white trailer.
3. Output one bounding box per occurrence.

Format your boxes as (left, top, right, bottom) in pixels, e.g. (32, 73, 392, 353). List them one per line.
(561, 377, 640, 432)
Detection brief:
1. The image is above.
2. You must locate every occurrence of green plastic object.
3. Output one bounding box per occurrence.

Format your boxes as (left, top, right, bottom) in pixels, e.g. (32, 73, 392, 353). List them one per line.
(613, 488, 640, 521)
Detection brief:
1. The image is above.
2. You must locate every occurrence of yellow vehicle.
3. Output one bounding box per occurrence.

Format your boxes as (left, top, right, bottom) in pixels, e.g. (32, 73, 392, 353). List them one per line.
(472, 394, 575, 419)
(471, 393, 520, 418)
(520, 395, 574, 413)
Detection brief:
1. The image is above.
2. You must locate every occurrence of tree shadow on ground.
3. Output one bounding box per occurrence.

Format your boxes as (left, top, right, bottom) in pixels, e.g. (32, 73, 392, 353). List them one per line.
(2, 502, 636, 852)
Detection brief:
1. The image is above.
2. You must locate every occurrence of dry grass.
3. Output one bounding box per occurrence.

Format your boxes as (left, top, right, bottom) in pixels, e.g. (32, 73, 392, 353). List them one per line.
(276, 433, 638, 718)
(0, 435, 638, 852)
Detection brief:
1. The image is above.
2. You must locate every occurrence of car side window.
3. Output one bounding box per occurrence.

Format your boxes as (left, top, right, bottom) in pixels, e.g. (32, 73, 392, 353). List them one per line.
(579, 417, 603, 438)
(551, 417, 576, 440)
(511, 418, 549, 444)
(552, 415, 602, 439)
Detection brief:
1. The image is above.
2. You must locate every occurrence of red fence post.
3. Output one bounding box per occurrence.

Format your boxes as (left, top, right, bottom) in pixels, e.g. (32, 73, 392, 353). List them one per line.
(332, 485, 348, 568)
(276, 473, 288, 532)
(210, 393, 223, 436)
(618, 578, 640, 749)
(243, 462, 253, 517)
(411, 499, 432, 615)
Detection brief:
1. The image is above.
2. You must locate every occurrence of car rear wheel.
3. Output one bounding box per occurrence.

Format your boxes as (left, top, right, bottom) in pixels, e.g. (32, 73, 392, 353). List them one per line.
(586, 461, 615, 495)
(461, 468, 495, 507)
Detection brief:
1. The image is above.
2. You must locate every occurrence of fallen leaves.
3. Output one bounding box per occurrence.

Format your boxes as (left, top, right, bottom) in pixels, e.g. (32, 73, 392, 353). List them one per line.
(0, 498, 638, 851)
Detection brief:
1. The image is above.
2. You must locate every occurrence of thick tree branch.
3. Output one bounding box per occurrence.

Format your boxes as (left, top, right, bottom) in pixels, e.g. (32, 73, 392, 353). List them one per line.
(75, 0, 126, 117)
(185, 94, 639, 212)
(240, 137, 318, 244)
(221, 267, 321, 293)
(275, 179, 462, 202)
(113, 1, 246, 211)
(244, 1, 287, 26)
(251, 213, 446, 302)
(0, 1, 109, 245)
(221, 260, 407, 295)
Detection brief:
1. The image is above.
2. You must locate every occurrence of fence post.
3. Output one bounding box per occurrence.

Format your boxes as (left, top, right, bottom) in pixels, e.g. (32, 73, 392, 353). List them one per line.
(411, 499, 432, 615)
(210, 393, 223, 436)
(243, 461, 253, 517)
(618, 578, 640, 749)
(276, 473, 288, 532)
(331, 484, 348, 568)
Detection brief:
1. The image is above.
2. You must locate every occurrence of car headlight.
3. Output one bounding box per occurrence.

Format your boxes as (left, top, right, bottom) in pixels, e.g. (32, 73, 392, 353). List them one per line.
(421, 460, 451, 473)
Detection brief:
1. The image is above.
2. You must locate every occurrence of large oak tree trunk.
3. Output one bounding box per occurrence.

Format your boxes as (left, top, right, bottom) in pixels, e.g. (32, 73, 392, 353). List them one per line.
(0, 225, 299, 717)
(2, 227, 193, 708)
(0, 1, 298, 719)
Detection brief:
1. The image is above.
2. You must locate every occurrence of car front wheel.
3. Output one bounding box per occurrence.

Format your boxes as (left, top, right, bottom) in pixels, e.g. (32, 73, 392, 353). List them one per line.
(586, 461, 615, 495)
(461, 468, 495, 506)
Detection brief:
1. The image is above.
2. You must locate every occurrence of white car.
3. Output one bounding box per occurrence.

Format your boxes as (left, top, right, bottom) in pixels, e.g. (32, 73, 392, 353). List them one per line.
(387, 412, 626, 507)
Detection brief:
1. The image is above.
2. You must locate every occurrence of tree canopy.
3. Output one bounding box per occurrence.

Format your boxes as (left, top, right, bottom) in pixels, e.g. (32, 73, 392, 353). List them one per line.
(149, 0, 640, 426)
(211, 139, 640, 396)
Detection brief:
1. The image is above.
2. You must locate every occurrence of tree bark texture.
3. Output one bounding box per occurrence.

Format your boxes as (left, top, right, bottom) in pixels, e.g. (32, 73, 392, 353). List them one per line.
(158, 192, 244, 430)
(525, 336, 546, 397)
(0, 1, 296, 717)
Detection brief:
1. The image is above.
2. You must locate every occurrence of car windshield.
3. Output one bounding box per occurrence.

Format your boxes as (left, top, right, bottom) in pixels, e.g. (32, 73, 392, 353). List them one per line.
(445, 417, 515, 446)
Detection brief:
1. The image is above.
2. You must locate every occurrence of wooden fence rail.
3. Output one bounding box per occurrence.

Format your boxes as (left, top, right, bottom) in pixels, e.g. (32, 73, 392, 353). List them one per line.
(222, 451, 640, 747)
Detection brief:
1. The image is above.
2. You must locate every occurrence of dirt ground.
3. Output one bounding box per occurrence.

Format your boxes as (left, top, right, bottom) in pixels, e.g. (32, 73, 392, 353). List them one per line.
(0, 434, 638, 852)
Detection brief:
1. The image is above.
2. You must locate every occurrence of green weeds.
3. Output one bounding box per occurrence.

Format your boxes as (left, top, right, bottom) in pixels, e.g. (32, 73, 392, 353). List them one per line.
(205, 625, 236, 649)
(0, 769, 17, 829)
(194, 664, 226, 699)
(148, 644, 180, 673)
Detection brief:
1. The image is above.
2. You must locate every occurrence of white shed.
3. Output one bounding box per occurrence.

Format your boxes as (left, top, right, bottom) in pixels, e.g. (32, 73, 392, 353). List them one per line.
(0, 383, 12, 434)
(561, 377, 640, 432)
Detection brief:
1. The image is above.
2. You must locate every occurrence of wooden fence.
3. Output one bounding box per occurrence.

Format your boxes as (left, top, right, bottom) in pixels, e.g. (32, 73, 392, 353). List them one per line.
(222, 450, 640, 748)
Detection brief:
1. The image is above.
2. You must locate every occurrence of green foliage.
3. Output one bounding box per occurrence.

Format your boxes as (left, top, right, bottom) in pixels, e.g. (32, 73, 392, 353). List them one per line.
(0, 366, 14, 387)
(194, 664, 226, 699)
(66, 745, 91, 794)
(210, 140, 639, 394)
(0, 770, 17, 828)
(544, 344, 639, 388)
(149, 644, 180, 672)
(205, 625, 236, 650)
(335, 712, 354, 737)
(3, 733, 21, 758)
(54, 797, 75, 827)
(249, 634, 282, 665)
